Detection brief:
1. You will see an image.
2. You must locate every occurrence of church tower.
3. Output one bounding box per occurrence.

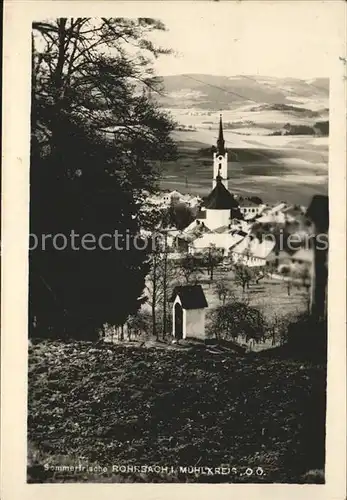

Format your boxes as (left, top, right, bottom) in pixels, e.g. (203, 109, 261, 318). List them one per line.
(212, 114, 228, 190)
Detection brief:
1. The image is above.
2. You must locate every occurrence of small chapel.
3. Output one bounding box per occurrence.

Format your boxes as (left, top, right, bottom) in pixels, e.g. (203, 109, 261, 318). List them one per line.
(171, 285, 208, 340)
(198, 115, 241, 230)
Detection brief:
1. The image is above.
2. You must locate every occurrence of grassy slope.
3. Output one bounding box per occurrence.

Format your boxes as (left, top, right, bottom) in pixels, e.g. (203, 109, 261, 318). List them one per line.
(28, 341, 326, 483)
(200, 275, 308, 320)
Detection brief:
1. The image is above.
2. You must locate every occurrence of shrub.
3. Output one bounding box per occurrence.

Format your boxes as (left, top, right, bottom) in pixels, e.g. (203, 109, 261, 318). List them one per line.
(209, 301, 266, 342)
(265, 310, 300, 345)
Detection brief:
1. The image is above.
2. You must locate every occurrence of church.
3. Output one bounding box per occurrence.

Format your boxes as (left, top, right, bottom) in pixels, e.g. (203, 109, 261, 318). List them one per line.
(197, 115, 242, 230)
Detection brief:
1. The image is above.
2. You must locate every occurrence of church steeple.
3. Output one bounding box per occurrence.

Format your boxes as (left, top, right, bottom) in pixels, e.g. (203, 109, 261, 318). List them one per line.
(212, 114, 228, 189)
(216, 114, 225, 155)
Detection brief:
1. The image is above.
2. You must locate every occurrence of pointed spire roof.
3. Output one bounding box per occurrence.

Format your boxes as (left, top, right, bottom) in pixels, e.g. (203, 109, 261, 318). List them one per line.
(217, 114, 225, 155)
(205, 177, 239, 210)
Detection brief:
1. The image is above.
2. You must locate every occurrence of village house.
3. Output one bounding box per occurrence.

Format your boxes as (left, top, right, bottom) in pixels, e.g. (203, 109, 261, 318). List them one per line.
(230, 234, 276, 267)
(180, 194, 202, 209)
(173, 220, 212, 252)
(237, 197, 266, 219)
(162, 190, 182, 205)
(189, 231, 244, 256)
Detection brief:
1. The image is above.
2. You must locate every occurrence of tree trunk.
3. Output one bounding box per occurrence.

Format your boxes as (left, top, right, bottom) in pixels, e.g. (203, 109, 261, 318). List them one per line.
(101, 324, 106, 339)
(50, 19, 68, 182)
(162, 233, 168, 339)
(152, 255, 157, 339)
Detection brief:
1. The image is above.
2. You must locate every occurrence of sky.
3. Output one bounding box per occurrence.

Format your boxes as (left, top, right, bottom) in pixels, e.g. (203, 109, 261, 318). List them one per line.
(145, 2, 344, 79)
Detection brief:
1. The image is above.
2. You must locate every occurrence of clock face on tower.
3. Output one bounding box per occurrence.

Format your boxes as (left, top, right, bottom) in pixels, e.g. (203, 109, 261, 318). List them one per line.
(218, 156, 223, 161)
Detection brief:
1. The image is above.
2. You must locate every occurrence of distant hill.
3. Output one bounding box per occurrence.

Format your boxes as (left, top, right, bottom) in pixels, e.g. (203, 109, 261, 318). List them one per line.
(154, 74, 329, 111)
(247, 103, 327, 118)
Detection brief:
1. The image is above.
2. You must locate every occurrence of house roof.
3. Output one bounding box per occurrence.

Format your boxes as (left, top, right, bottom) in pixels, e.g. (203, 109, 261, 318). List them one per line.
(204, 180, 239, 210)
(257, 212, 286, 224)
(181, 221, 212, 242)
(184, 219, 211, 234)
(169, 190, 182, 198)
(171, 285, 208, 309)
(267, 202, 287, 214)
(231, 235, 276, 259)
(237, 197, 262, 207)
(213, 225, 230, 234)
(192, 232, 244, 251)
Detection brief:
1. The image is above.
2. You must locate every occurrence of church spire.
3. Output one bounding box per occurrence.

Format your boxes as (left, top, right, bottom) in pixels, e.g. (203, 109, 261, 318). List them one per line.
(217, 114, 225, 155)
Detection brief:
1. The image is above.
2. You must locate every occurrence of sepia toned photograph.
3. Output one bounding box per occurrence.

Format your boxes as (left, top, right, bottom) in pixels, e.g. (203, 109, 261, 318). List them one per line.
(19, 3, 336, 487)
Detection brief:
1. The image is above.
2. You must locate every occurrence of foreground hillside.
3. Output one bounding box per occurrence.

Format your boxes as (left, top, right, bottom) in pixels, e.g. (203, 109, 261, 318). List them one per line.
(28, 341, 326, 483)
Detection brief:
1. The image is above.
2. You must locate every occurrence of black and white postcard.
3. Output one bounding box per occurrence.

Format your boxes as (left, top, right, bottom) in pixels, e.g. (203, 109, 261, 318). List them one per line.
(1, 1, 346, 499)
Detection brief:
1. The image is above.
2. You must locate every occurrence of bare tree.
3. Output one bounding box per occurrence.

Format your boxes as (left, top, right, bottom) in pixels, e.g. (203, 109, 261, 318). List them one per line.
(178, 253, 202, 284)
(215, 280, 233, 306)
(296, 266, 312, 312)
(280, 265, 292, 296)
(146, 244, 179, 340)
(202, 244, 223, 281)
(233, 262, 253, 293)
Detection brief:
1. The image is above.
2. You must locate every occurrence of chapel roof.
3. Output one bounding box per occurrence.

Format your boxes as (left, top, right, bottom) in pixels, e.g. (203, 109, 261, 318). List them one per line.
(171, 285, 208, 310)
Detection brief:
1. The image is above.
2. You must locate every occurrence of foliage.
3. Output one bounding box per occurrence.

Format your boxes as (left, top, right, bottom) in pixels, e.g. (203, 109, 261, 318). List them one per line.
(201, 244, 224, 280)
(126, 310, 153, 338)
(313, 120, 329, 136)
(209, 301, 266, 342)
(30, 18, 177, 339)
(265, 309, 301, 346)
(168, 202, 195, 230)
(233, 262, 254, 292)
(138, 204, 171, 231)
(177, 253, 203, 284)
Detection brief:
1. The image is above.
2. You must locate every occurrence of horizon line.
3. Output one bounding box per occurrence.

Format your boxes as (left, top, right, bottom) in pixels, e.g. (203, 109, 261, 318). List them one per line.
(156, 73, 330, 80)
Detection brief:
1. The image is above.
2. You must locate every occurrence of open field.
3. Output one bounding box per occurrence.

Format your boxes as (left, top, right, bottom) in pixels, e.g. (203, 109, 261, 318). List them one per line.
(201, 275, 308, 320)
(159, 132, 328, 206)
(28, 341, 326, 483)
